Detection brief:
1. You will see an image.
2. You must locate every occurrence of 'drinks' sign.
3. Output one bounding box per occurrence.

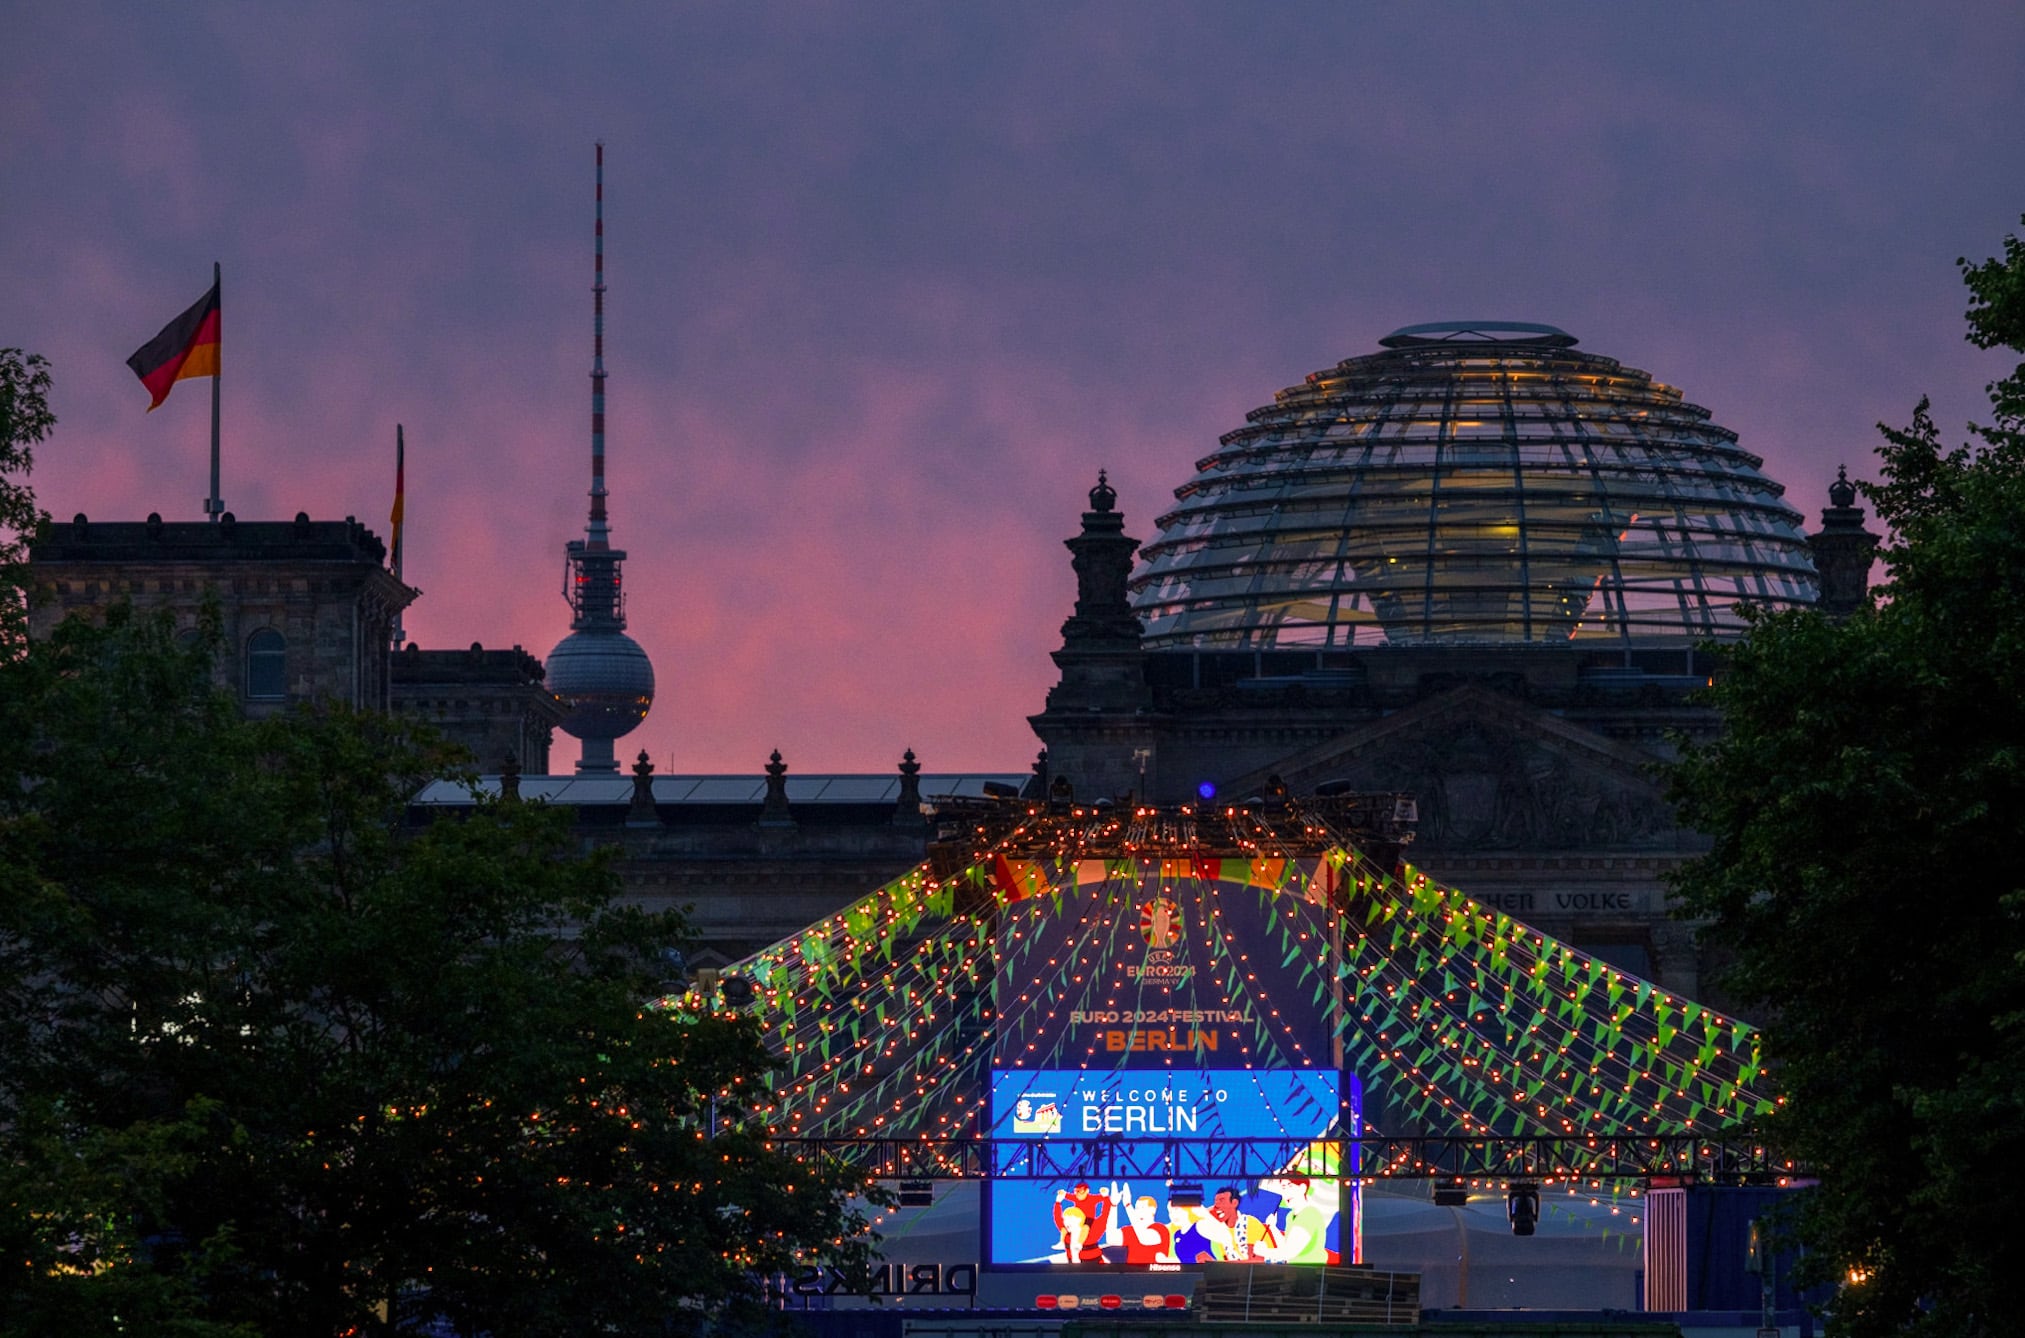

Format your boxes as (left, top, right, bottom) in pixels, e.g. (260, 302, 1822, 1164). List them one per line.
(989, 858, 1339, 1069)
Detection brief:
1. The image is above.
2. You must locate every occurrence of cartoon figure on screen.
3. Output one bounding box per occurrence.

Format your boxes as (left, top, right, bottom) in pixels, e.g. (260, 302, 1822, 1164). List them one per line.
(1170, 1200, 1216, 1265)
(1058, 1206, 1088, 1263)
(1053, 1181, 1112, 1262)
(1101, 1182, 1174, 1264)
(1198, 1184, 1278, 1262)
(1260, 1175, 1334, 1264)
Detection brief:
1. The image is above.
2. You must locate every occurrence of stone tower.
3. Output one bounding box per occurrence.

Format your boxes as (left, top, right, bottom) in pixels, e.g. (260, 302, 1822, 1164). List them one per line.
(1808, 466, 1881, 617)
(1027, 472, 1155, 800)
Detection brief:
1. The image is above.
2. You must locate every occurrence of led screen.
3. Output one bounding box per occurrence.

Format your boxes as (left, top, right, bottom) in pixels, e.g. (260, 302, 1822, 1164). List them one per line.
(989, 858, 1341, 1072)
(986, 1068, 1354, 1267)
(984, 859, 1358, 1269)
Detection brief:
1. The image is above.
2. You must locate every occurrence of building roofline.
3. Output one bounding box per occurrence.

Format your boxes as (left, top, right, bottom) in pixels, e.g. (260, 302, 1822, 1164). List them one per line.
(413, 772, 1032, 806)
(30, 514, 391, 566)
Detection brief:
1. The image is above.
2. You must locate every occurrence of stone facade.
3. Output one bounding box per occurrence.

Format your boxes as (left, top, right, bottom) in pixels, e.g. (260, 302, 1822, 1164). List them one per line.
(32, 473, 1876, 1004)
(612, 827, 930, 965)
(411, 755, 1031, 963)
(1028, 476, 1872, 999)
(390, 642, 565, 773)
(27, 512, 413, 715)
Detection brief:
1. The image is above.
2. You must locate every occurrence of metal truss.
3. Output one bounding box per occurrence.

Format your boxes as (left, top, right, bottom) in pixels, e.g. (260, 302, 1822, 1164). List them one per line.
(773, 1135, 1790, 1184)
(925, 790, 1418, 863)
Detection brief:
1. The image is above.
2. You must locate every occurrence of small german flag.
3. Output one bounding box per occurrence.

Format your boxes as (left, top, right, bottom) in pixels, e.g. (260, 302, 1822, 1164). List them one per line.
(126, 276, 220, 411)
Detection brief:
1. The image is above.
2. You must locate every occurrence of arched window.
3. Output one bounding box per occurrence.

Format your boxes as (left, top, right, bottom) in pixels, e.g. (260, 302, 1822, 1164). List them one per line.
(245, 628, 287, 700)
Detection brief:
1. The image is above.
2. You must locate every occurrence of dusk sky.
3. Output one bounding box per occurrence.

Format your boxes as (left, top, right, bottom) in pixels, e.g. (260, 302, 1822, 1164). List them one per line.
(7, 4, 2023, 775)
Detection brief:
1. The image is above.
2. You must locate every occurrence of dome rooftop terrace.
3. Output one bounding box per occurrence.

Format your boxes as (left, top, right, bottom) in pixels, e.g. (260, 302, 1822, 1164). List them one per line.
(1378, 320, 1579, 348)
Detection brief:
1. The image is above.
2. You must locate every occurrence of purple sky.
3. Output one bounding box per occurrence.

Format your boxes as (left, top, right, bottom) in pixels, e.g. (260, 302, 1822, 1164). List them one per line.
(7, 4, 2023, 775)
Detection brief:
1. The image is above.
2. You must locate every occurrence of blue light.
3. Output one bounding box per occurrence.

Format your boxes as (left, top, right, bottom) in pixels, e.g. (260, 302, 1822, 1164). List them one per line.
(1197, 780, 1217, 801)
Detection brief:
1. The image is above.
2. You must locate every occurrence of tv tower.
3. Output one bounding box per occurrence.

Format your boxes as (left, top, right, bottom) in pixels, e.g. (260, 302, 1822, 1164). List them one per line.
(546, 143, 655, 772)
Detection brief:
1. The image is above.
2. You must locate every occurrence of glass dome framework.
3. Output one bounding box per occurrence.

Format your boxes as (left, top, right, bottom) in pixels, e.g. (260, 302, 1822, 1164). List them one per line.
(1130, 323, 1819, 650)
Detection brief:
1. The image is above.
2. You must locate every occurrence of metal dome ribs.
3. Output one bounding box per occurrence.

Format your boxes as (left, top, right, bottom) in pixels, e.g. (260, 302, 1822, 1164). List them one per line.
(1130, 327, 1819, 650)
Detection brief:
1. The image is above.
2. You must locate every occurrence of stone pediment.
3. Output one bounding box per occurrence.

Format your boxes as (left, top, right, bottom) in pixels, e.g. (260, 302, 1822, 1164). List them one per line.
(1227, 683, 1681, 853)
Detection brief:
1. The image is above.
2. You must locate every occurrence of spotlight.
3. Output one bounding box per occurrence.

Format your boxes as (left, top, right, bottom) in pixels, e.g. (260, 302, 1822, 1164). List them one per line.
(1506, 1182, 1540, 1237)
(898, 1180, 934, 1208)
(720, 975, 755, 1007)
(1433, 1180, 1468, 1207)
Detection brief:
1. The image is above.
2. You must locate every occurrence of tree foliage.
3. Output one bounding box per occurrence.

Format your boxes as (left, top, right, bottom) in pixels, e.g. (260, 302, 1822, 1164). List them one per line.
(0, 386, 878, 1333)
(1670, 220, 2025, 1337)
(0, 348, 55, 652)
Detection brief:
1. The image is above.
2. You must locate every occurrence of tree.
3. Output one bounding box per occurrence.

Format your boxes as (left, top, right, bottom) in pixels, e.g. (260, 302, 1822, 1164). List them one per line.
(0, 349, 55, 652)
(0, 387, 878, 1333)
(1670, 220, 2025, 1337)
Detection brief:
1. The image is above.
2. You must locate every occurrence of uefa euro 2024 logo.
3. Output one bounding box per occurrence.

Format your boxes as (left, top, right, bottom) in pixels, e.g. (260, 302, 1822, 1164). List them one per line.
(1138, 896, 1181, 950)
(1129, 896, 1192, 982)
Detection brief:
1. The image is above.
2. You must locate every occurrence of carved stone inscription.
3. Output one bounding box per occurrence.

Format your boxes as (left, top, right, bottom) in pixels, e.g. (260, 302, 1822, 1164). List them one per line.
(1474, 890, 1643, 916)
(1333, 720, 1675, 852)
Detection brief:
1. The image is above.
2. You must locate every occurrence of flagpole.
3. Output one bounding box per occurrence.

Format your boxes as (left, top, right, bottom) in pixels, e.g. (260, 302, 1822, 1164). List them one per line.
(391, 424, 406, 650)
(206, 260, 223, 521)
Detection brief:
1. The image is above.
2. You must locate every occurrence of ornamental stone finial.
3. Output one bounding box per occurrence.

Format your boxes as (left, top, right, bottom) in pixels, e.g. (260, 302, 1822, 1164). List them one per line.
(627, 749, 659, 826)
(760, 749, 795, 828)
(1089, 469, 1116, 514)
(894, 748, 925, 827)
(1810, 464, 1879, 618)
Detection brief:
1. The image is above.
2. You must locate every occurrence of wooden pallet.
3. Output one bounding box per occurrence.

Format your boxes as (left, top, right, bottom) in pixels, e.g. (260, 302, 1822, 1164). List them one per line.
(1196, 1264, 1421, 1325)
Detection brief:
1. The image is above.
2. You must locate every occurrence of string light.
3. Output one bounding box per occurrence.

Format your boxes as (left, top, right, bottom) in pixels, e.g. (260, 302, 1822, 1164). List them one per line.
(656, 800, 1768, 1212)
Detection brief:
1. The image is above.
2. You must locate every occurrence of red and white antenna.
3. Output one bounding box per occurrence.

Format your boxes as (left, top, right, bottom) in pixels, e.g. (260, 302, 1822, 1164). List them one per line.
(563, 141, 624, 629)
(587, 140, 609, 553)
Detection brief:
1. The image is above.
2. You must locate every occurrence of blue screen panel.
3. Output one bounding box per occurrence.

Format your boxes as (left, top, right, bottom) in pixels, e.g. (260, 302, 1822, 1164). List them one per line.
(986, 1068, 1349, 1268)
(989, 1068, 1336, 1142)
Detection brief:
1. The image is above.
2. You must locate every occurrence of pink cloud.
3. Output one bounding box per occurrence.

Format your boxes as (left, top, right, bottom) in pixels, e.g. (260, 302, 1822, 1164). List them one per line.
(10, 1, 2022, 779)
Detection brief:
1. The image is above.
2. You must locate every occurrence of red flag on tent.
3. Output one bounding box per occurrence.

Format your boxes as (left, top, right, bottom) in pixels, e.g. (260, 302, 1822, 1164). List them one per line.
(126, 277, 220, 410)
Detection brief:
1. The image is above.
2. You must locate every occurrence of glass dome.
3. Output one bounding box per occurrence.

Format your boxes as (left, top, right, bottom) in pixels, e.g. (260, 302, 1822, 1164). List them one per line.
(1130, 322, 1819, 649)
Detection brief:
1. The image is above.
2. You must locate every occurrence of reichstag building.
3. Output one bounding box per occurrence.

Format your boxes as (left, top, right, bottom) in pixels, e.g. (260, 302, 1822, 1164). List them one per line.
(28, 320, 1876, 1000)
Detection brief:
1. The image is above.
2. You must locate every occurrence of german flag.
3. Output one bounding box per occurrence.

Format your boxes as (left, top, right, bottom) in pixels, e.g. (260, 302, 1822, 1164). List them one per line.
(390, 426, 405, 571)
(127, 277, 220, 410)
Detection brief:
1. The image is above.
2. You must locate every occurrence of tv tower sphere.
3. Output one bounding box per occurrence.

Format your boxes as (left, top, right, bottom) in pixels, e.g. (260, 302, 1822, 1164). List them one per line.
(547, 622, 655, 742)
